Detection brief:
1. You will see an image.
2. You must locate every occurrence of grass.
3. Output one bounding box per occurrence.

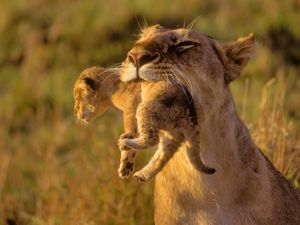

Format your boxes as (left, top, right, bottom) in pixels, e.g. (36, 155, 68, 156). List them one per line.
(0, 0, 299, 224)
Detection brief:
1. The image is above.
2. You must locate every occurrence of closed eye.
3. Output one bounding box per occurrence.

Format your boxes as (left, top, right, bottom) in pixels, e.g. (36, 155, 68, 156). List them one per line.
(175, 41, 198, 53)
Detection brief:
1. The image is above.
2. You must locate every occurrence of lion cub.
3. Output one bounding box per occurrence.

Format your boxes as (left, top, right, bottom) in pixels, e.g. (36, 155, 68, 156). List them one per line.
(74, 66, 140, 178)
(74, 67, 215, 181)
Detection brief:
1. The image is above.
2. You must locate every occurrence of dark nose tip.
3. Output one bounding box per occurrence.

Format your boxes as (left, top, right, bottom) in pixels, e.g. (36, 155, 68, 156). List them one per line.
(127, 51, 157, 67)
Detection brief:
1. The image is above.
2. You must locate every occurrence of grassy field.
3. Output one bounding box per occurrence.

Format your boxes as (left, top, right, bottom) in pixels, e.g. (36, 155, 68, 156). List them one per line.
(0, 0, 299, 224)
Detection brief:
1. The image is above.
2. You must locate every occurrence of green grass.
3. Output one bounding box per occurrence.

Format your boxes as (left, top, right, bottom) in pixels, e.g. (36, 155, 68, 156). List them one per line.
(0, 0, 299, 224)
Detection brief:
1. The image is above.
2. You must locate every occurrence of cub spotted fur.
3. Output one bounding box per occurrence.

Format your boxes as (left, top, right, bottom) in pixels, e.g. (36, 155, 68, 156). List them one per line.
(74, 66, 215, 181)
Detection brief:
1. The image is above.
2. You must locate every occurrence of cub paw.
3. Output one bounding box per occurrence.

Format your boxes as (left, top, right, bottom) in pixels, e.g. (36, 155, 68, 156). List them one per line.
(119, 138, 139, 151)
(119, 133, 134, 139)
(118, 161, 135, 179)
(118, 133, 134, 151)
(133, 171, 150, 182)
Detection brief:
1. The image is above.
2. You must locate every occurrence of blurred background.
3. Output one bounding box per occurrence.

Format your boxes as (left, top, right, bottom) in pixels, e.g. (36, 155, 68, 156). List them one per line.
(0, 0, 299, 224)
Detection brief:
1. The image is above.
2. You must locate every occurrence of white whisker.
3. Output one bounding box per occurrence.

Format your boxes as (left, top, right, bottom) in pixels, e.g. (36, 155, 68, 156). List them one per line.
(168, 71, 192, 104)
(169, 68, 201, 107)
(170, 67, 192, 90)
(187, 16, 201, 31)
(97, 67, 121, 85)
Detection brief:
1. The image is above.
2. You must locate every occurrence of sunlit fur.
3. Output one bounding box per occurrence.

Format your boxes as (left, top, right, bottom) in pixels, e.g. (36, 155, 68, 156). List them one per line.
(121, 25, 300, 225)
(74, 66, 216, 182)
(73, 67, 139, 179)
(118, 79, 216, 181)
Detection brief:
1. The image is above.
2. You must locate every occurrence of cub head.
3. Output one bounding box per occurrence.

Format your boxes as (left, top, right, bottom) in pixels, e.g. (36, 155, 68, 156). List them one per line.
(120, 25, 255, 113)
(73, 67, 115, 122)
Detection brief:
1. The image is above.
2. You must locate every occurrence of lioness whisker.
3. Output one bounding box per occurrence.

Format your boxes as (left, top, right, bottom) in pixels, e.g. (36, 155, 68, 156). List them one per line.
(168, 72, 192, 105)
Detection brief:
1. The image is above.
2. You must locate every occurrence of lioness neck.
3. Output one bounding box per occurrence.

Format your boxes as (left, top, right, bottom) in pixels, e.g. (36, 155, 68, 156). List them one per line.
(154, 91, 274, 225)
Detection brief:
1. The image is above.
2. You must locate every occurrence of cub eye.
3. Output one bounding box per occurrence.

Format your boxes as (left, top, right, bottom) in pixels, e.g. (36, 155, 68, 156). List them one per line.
(175, 41, 198, 53)
(83, 77, 98, 91)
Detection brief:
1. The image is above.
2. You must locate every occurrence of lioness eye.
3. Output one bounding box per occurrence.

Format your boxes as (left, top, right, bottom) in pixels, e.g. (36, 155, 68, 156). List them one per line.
(175, 41, 197, 53)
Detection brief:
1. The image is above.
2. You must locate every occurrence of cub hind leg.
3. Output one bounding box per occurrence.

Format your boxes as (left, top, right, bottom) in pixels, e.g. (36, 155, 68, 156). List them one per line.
(118, 108, 139, 179)
(134, 132, 183, 182)
(118, 133, 137, 178)
(118, 150, 136, 178)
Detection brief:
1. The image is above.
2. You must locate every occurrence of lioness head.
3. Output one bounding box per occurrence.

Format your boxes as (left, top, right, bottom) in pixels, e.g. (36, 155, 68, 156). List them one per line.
(120, 25, 254, 113)
(73, 67, 115, 122)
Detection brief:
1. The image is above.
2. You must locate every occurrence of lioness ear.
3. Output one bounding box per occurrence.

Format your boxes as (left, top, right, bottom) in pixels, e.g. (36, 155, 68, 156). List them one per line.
(222, 33, 255, 83)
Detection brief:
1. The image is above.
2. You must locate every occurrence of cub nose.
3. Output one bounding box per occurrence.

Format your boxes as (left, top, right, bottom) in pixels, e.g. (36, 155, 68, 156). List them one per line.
(127, 51, 158, 67)
(75, 107, 91, 121)
(82, 108, 90, 119)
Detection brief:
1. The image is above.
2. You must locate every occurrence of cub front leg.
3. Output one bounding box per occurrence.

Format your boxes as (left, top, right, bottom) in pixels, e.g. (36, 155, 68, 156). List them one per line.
(133, 132, 182, 182)
(119, 103, 160, 151)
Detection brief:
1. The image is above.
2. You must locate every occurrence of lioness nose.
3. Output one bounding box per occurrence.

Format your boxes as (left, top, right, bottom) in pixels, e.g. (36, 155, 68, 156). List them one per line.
(127, 51, 157, 67)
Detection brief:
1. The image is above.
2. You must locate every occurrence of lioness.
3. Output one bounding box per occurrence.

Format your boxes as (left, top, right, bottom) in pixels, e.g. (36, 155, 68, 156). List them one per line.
(74, 66, 215, 181)
(120, 25, 300, 225)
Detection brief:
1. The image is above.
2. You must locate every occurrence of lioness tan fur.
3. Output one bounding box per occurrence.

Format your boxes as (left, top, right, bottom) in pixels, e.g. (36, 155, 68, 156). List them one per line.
(120, 25, 300, 225)
(74, 67, 215, 181)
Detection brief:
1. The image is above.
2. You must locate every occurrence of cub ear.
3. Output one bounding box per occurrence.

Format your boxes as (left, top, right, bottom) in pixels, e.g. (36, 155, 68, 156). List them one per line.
(222, 33, 255, 83)
(83, 77, 98, 91)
